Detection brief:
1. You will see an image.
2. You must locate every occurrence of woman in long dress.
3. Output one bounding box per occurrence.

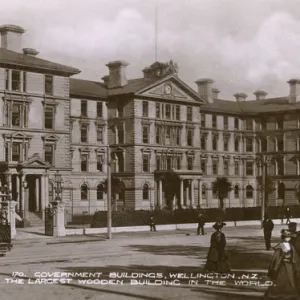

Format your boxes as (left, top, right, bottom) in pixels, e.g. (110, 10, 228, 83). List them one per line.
(204, 222, 230, 273)
(265, 229, 300, 299)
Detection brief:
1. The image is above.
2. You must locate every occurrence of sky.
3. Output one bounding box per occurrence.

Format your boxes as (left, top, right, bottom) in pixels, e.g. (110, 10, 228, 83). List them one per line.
(2, 0, 300, 99)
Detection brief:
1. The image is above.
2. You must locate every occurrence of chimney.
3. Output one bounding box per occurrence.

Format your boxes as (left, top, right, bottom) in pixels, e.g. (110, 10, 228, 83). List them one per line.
(234, 93, 248, 102)
(23, 48, 39, 56)
(195, 78, 215, 103)
(212, 88, 220, 100)
(105, 60, 129, 89)
(288, 79, 300, 103)
(0, 24, 25, 53)
(101, 75, 109, 86)
(253, 90, 267, 100)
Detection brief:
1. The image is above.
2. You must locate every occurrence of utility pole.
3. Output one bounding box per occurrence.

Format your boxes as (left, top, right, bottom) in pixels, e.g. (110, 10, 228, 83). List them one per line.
(107, 146, 112, 240)
(261, 155, 266, 229)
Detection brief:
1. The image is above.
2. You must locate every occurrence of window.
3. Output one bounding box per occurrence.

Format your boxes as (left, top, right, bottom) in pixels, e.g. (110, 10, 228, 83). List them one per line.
(156, 156, 161, 170)
(80, 124, 88, 143)
(224, 160, 229, 175)
(166, 104, 171, 119)
(97, 156, 103, 172)
(44, 144, 54, 165)
(223, 137, 228, 151)
(261, 120, 267, 130)
(245, 119, 253, 131)
(81, 100, 87, 117)
(143, 155, 150, 172)
(12, 70, 21, 91)
(97, 125, 103, 142)
(261, 138, 267, 152)
(212, 115, 217, 128)
(143, 126, 149, 144)
(224, 116, 228, 130)
(81, 184, 88, 201)
(44, 106, 55, 129)
(187, 129, 193, 146)
(187, 157, 193, 170)
(142, 101, 149, 117)
(116, 152, 124, 172)
(246, 138, 253, 152)
(5, 69, 9, 90)
(97, 102, 103, 118)
(118, 125, 124, 144)
(212, 135, 218, 151)
(187, 107, 193, 121)
(234, 161, 239, 176)
(156, 127, 161, 144)
(278, 182, 285, 200)
(200, 135, 206, 150)
(12, 103, 21, 127)
(277, 137, 284, 151)
(212, 160, 218, 175)
(97, 184, 104, 200)
(235, 138, 239, 152)
(23, 72, 27, 92)
(234, 117, 239, 130)
(234, 186, 239, 198)
(156, 103, 160, 118)
(202, 185, 207, 199)
(45, 75, 53, 95)
(81, 154, 88, 172)
(277, 158, 284, 175)
(246, 161, 253, 176)
(277, 118, 284, 130)
(201, 159, 207, 175)
(246, 185, 253, 198)
(175, 157, 181, 170)
(176, 106, 180, 120)
(117, 103, 123, 118)
(175, 128, 180, 145)
(12, 143, 21, 162)
(165, 128, 171, 145)
(201, 113, 206, 128)
(143, 184, 149, 200)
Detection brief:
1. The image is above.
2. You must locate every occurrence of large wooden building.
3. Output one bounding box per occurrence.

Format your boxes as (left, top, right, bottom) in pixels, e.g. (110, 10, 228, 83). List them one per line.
(1, 24, 300, 224)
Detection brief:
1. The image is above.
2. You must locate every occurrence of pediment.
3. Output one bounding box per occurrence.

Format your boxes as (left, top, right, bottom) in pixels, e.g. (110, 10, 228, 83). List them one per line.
(42, 134, 60, 142)
(19, 154, 51, 169)
(3, 131, 32, 140)
(136, 76, 204, 104)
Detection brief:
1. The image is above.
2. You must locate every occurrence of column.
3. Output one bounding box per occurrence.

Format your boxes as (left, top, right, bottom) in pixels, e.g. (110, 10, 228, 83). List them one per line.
(20, 174, 25, 213)
(185, 181, 189, 207)
(35, 177, 40, 212)
(191, 180, 195, 208)
(158, 180, 162, 208)
(198, 180, 201, 207)
(16, 176, 20, 210)
(41, 175, 45, 218)
(180, 179, 184, 207)
(45, 175, 49, 207)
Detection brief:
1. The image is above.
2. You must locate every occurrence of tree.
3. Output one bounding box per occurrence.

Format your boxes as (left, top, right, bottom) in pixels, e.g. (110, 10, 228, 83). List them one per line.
(102, 176, 125, 200)
(160, 171, 180, 209)
(257, 175, 275, 207)
(212, 177, 232, 211)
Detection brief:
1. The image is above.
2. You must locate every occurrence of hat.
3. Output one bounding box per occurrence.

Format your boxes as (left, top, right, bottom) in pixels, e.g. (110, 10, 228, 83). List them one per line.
(288, 222, 297, 231)
(213, 222, 226, 230)
(281, 229, 293, 238)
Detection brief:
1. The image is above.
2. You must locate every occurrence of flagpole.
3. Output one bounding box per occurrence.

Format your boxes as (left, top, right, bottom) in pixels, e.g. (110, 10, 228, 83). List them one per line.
(155, 0, 158, 62)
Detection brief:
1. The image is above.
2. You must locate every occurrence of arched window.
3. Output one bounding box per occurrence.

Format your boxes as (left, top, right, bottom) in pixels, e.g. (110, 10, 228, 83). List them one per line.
(142, 184, 149, 200)
(246, 185, 253, 199)
(278, 182, 285, 200)
(97, 184, 104, 200)
(81, 184, 88, 201)
(202, 185, 207, 199)
(234, 185, 239, 198)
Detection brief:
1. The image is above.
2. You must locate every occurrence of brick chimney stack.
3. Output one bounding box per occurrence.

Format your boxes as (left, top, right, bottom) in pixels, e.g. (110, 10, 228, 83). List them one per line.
(253, 90, 268, 100)
(212, 88, 220, 100)
(195, 78, 215, 103)
(106, 60, 129, 89)
(234, 93, 248, 102)
(0, 24, 25, 53)
(288, 79, 300, 103)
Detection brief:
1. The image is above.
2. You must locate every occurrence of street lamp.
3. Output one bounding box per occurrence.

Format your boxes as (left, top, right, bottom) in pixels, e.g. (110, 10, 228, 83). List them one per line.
(53, 171, 64, 204)
(107, 147, 117, 240)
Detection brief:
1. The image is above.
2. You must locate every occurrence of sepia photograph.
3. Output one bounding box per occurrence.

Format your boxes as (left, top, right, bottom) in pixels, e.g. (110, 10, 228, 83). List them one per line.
(0, 0, 300, 299)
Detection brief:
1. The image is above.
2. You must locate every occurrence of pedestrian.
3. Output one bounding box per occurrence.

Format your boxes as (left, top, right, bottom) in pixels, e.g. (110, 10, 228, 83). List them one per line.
(148, 216, 157, 232)
(285, 206, 291, 225)
(264, 229, 300, 300)
(197, 213, 205, 235)
(288, 222, 300, 257)
(204, 221, 230, 273)
(263, 214, 274, 251)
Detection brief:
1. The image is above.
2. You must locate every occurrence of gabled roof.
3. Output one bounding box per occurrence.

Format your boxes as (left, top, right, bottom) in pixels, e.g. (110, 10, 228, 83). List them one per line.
(0, 48, 80, 76)
(70, 78, 107, 99)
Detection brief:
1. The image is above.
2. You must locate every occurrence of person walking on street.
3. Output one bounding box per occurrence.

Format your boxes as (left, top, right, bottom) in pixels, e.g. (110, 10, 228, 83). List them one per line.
(148, 216, 157, 232)
(197, 213, 205, 235)
(263, 214, 274, 251)
(285, 206, 291, 225)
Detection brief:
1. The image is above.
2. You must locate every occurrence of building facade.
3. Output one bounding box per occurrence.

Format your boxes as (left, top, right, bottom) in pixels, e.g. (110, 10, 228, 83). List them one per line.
(1, 25, 300, 225)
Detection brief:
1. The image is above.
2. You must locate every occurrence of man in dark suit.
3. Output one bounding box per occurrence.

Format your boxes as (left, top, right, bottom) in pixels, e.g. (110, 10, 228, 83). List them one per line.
(148, 216, 157, 232)
(263, 214, 274, 250)
(288, 222, 300, 257)
(197, 213, 205, 235)
(285, 207, 291, 224)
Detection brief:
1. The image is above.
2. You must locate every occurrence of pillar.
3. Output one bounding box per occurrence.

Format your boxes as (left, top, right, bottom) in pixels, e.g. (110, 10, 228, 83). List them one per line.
(41, 175, 45, 219)
(185, 181, 189, 207)
(180, 179, 184, 207)
(198, 179, 201, 207)
(191, 180, 195, 208)
(53, 202, 65, 237)
(158, 180, 162, 208)
(45, 175, 49, 207)
(20, 174, 25, 213)
(35, 177, 40, 212)
(1, 201, 18, 239)
(16, 176, 20, 210)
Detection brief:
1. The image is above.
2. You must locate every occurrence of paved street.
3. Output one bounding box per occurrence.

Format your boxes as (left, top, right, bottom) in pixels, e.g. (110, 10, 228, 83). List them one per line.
(0, 224, 287, 300)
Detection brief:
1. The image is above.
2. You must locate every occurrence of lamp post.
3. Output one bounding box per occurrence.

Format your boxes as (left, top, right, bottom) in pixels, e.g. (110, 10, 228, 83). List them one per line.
(22, 179, 28, 226)
(53, 171, 64, 204)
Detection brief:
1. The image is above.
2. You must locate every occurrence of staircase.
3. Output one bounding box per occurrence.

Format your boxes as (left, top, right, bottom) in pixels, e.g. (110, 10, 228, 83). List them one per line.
(26, 212, 44, 227)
